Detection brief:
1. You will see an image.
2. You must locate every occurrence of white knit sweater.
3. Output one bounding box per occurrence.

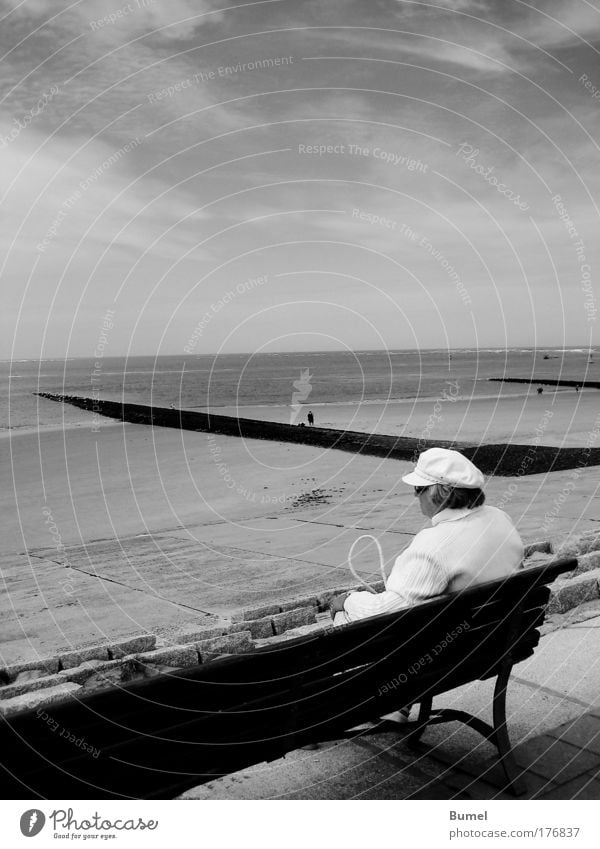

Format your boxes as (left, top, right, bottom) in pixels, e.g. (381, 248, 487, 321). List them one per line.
(342, 505, 524, 623)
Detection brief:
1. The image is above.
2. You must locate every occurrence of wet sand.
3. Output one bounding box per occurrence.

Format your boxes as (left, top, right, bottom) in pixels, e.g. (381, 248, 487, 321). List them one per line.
(203, 387, 600, 447)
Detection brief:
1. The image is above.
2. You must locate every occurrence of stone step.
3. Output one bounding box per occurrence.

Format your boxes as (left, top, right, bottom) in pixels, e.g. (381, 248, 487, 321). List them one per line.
(547, 568, 600, 615)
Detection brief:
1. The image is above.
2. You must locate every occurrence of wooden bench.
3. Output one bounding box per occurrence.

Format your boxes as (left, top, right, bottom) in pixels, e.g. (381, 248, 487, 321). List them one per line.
(0, 558, 575, 799)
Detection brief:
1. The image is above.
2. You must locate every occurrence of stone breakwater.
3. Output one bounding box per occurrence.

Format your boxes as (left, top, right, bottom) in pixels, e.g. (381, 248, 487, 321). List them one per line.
(489, 377, 600, 389)
(2, 534, 600, 719)
(35, 393, 600, 475)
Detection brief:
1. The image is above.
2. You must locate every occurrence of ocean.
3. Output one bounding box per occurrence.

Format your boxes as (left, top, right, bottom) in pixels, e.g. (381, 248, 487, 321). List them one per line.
(2, 347, 596, 434)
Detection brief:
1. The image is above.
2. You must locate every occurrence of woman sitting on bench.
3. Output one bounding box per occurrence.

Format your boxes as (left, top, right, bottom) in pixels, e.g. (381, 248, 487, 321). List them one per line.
(330, 447, 524, 625)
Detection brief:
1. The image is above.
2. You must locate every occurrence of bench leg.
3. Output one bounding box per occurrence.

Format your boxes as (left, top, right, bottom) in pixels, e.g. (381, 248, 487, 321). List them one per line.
(425, 708, 495, 741)
(405, 697, 433, 744)
(493, 663, 527, 797)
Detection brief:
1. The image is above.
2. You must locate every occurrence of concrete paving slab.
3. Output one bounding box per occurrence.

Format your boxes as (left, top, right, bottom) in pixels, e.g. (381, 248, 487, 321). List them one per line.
(512, 736, 599, 784)
(539, 770, 600, 799)
(161, 517, 414, 579)
(514, 626, 600, 709)
(417, 674, 588, 753)
(429, 763, 559, 800)
(29, 535, 341, 614)
(180, 737, 426, 800)
(549, 713, 600, 756)
(0, 553, 220, 666)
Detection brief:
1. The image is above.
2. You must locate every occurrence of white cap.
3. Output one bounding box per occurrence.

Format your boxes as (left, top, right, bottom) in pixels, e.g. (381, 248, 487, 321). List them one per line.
(402, 447, 485, 489)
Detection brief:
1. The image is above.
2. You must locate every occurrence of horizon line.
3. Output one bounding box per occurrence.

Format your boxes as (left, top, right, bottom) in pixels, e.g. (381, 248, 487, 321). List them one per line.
(3, 344, 596, 362)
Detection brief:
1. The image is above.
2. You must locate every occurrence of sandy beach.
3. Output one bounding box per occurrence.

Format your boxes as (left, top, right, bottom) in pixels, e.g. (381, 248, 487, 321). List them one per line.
(202, 387, 600, 447)
(2, 418, 414, 555)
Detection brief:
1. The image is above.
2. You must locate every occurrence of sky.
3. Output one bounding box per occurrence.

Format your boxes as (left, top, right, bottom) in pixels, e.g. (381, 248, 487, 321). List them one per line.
(2, 0, 600, 357)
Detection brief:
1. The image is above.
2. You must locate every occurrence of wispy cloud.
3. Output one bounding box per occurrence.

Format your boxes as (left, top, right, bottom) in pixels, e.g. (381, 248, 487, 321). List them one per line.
(2, 0, 600, 355)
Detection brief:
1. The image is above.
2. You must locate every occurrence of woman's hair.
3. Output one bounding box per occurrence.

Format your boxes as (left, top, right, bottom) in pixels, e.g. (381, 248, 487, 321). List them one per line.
(429, 483, 485, 510)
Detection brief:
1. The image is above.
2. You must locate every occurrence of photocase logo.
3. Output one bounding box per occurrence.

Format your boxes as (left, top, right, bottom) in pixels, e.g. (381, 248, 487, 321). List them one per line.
(19, 810, 46, 837)
(290, 368, 313, 424)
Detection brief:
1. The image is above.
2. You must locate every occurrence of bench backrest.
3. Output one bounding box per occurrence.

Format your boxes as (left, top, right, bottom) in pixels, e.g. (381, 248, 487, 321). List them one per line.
(0, 558, 575, 799)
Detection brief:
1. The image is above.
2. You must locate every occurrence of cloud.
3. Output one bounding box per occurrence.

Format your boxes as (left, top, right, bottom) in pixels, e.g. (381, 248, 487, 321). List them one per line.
(398, 36, 517, 74)
(82, 0, 225, 42)
(0, 0, 50, 14)
(0, 0, 224, 37)
(523, 1, 600, 50)
(0, 128, 211, 274)
(307, 21, 522, 76)
(2, 0, 599, 355)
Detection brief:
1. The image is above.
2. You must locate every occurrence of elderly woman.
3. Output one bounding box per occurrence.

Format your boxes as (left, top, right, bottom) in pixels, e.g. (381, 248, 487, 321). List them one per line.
(331, 447, 524, 625)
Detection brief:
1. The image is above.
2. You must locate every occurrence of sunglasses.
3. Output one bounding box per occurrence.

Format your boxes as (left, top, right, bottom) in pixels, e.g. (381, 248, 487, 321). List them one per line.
(414, 486, 430, 496)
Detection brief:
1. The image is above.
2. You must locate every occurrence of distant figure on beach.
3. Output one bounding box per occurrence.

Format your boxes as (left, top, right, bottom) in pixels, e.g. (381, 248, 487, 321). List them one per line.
(575, 384, 580, 393)
(330, 448, 523, 626)
(537, 386, 543, 395)
(307, 410, 314, 426)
